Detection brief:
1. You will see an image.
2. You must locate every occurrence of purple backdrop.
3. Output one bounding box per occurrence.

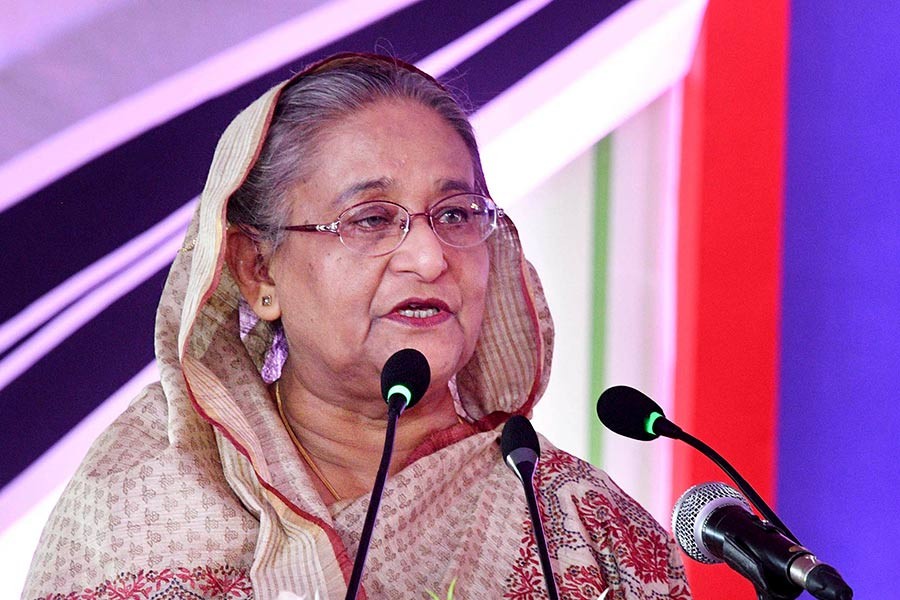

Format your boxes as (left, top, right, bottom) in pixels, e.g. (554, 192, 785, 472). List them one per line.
(780, 3, 900, 597)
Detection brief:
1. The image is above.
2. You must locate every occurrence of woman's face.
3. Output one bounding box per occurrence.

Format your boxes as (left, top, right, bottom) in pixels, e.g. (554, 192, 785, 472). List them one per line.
(269, 99, 490, 406)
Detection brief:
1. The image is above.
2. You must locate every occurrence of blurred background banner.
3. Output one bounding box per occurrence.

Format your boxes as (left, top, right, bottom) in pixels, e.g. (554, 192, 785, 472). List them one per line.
(1, 1, 897, 598)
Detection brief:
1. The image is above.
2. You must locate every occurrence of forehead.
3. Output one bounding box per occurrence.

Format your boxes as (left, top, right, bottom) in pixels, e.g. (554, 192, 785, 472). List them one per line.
(294, 99, 475, 214)
(318, 98, 468, 159)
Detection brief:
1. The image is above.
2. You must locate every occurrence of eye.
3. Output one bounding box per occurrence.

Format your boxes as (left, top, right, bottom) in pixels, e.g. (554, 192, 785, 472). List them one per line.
(434, 204, 472, 225)
(353, 214, 392, 229)
(343, 202, 401, 232)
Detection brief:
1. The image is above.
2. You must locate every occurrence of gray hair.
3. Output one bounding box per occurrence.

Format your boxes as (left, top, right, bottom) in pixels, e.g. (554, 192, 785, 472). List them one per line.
(227, 54, 488, 248)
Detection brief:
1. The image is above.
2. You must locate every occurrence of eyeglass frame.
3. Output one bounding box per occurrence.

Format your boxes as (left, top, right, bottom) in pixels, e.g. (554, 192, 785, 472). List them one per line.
(279, 192, 504, 257)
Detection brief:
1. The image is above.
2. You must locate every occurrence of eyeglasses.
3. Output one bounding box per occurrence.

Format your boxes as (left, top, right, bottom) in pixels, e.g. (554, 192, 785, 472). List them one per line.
(282, 193, 503, 257)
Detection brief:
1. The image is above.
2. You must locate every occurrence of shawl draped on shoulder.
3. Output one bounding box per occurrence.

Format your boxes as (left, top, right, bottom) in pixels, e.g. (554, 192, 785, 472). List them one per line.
(22, 60, 691, 600)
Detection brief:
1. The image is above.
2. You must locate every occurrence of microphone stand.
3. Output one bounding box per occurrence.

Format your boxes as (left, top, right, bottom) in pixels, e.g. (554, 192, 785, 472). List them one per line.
(521, 466, 559, 600)
(344, 396, 404, 600)
(655, 419, 800, 544)
(715, 528, 803, 600)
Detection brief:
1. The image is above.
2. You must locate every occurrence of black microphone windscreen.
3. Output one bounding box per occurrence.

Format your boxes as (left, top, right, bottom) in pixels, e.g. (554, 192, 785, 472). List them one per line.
(501, 415, 540, 460)
(596, 385, 664, 441)
(380, 348, 430, 409)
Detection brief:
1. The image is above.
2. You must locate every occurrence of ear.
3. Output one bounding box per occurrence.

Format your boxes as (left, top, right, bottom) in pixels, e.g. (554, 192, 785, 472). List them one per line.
(225, 227, 281, 321)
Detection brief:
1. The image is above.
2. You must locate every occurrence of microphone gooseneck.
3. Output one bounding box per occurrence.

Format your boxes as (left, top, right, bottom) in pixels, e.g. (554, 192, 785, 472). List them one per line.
(344, 349, 431, 600)
(672, 482, 853, 600)
(596, 385, 798, 544)
(500, 416, 559, 600)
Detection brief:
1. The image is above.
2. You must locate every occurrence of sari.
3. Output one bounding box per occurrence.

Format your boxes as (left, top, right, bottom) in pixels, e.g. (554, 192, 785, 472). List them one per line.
(22, 56, 691, 600)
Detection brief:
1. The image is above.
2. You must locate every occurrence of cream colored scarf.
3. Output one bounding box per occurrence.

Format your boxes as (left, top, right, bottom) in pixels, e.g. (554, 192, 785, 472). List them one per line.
(23, 58, 690, 600)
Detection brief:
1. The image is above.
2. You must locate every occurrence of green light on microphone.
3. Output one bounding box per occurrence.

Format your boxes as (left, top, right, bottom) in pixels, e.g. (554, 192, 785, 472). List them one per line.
(645, 411, 663, 437)
(387, 384, 413, 408)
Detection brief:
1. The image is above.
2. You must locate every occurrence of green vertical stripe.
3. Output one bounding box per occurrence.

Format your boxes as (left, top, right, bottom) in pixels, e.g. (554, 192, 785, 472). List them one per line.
(589, 136, 611, 467)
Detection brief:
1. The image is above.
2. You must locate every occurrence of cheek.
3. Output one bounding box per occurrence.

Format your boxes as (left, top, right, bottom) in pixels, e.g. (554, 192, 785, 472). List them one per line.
(305, 253, 387, 333)
(461, 248, 491, 321)
(272, 245, 337, 326)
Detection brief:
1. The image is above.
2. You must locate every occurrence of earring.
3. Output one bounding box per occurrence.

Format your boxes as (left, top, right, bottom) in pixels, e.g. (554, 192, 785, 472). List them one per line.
(261, 295, 272, 307)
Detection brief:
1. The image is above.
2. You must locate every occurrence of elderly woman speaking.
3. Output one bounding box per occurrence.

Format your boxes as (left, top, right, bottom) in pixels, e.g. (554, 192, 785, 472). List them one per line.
(23, 54, 691, 599)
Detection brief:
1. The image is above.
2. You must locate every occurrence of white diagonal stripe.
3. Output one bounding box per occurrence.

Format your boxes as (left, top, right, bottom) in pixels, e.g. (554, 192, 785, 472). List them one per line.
(0, 0, 422, 214)
(0, 228, 184, 391)
(416, 0, 554, 78)
(0, 200, 196, 356)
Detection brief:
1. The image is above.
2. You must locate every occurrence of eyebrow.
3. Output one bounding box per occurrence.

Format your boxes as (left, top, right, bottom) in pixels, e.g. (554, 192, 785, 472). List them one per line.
(437, 178, 475, 194)
(333, 177, 393, 207)
(332, 177, 476, 208)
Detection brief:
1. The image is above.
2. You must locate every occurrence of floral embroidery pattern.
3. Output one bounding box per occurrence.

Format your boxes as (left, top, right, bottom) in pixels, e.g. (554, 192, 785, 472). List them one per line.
(504, 524, 550, 599)
(575, 490, 670, 584)
(503, 449, 688, 599)
(34, 565, 252, 600)
(557, 565, 609, 599)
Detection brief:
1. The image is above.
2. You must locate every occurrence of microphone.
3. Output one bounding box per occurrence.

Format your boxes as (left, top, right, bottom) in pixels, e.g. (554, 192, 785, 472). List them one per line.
(345, 349, 430, 600)
(500, 416, 559, 600)
(380, 347, 430, 415)
(672, 482, 853, 600)
(501, 414, 540, 481)
(596, 385, 683, 440)
(596, 385, 797, 543)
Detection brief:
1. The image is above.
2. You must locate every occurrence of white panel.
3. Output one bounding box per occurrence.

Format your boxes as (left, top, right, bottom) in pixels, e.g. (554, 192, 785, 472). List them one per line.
(600, 84, 683, 524)
(476, 0, 706, 205)
(506, 150, 596, 461)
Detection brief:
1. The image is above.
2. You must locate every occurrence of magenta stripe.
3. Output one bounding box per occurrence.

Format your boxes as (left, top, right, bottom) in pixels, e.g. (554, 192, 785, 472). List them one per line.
(0, 0, 420, 215)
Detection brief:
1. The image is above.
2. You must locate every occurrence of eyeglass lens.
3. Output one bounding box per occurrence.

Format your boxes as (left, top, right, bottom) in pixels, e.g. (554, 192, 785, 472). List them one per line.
(339, 194, 496, 256)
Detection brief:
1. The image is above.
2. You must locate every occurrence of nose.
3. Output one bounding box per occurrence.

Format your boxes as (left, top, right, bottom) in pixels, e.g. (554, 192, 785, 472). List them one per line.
(388, 214, 448, 281)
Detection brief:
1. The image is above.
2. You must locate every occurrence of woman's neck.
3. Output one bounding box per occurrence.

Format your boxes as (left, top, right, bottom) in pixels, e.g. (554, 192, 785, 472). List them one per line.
(275, 374, 460, 504)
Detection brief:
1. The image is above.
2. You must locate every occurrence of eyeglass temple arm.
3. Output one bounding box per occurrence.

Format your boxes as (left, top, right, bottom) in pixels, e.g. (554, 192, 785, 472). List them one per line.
(283, 223, 340, 234)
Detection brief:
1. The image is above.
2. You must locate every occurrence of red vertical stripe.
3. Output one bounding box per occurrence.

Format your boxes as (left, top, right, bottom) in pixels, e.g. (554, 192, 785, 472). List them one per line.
(674, 1, 788, 597)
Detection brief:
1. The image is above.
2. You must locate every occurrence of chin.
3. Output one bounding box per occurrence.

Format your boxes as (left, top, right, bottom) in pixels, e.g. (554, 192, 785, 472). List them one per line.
(426, 348, 476, 386)
(383, 343, 465, 381)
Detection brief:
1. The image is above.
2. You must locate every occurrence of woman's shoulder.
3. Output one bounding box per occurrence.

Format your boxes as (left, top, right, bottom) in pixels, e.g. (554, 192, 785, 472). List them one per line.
(76, 381, 172, 478)
(534, 436, 619, 494)
(21, 383, 246, 599)
(535, 438, 663, 532)
(531, 438, 691, 598)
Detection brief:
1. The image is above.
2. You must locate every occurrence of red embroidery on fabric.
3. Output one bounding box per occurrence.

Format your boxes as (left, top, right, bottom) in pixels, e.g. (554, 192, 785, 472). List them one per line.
(575, 489, 669, 584)
(505, 550, 547, 599)
(503, 525, 549, 599)
(667, 584, 693, 600)
(537, 447, 578, 479)
(557, 564, 609, 599)
(34, 565, 252, 600)
(503, 448, 686, 598)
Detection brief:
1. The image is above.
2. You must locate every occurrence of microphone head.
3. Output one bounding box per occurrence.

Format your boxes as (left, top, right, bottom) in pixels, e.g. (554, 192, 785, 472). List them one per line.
(596, 385, 666, 441)
(671, 481, 751, 564)
(500, 415, 541, 461)
(380, 348, 430, 410)
(500, 415, 541, 481)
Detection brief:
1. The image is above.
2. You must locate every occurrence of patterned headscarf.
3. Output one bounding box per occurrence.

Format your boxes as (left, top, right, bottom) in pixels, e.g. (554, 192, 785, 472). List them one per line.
(24, 54, 688, 600)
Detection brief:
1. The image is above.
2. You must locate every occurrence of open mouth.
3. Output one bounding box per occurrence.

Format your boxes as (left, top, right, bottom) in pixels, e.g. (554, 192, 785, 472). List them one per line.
(397, 303, 441, 319)
(396, 306, 441, 318)
(391, 299, 451, 320)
